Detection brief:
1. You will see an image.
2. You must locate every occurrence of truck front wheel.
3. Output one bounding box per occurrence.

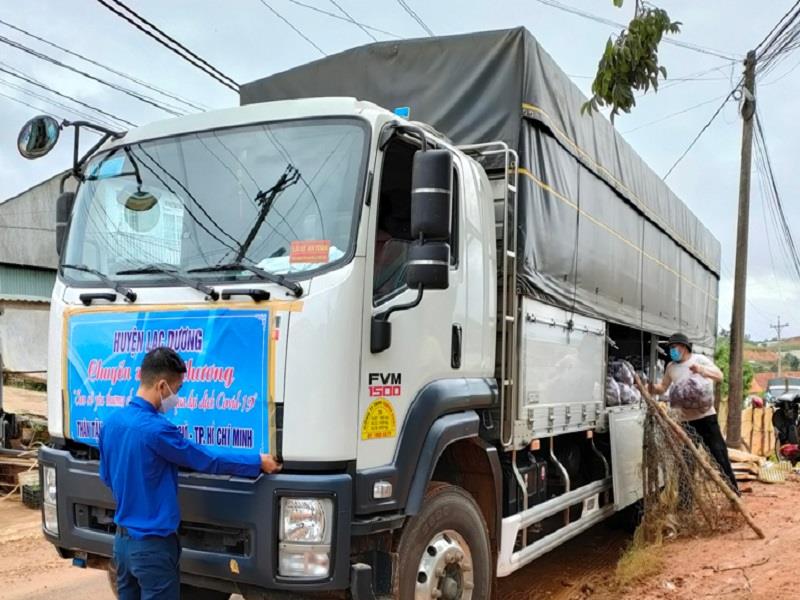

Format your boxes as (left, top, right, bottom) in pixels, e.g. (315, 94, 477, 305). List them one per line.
(395, 482, 492, 600)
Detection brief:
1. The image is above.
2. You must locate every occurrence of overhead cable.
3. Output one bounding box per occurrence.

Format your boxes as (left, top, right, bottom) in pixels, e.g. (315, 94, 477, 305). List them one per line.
(0, 34, 186, 116)
(329, 0, 377, 42)
(257, 0, 326, 56)
(395, 0, 434, 36)
(534, 0, 739, 61)
(0, 64, 136, 127)
(287, 0, 399, 38)
(95, 0, 239, 92)
(0, 17, 206, 112)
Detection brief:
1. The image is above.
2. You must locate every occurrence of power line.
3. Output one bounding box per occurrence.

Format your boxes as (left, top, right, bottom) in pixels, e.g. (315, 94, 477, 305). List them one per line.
(0, 34, 186, 116)
(95, 0, 239, 92)
(329, 0, 377, 42)
(534, 0, 739, 61)
(257, 0, 326, 56)
(756, 0, 800, 54)
(0, 76, 121, 129)
(0, 64, 135, 127)
(395, 0, 434, 36)
(0, 17, 206, 112)
(621, 94, 728, 134)
(286, 0, 399, 38)
(662, 87, 738, 180)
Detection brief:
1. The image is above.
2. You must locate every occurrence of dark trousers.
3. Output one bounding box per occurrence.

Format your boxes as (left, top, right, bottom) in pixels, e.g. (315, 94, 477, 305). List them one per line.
(114, 529, 181, 600)
(685, 414, 739, 493)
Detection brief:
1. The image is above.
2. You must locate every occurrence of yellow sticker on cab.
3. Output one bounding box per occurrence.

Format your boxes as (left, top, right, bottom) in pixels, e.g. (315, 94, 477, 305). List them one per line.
(361, 398, 397, 440)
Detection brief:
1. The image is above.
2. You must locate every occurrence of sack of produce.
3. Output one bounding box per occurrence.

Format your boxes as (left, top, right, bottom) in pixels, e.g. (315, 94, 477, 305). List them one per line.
(668, 373, 713, 411)
(605, 376, 621, 406)
(609, 359, 635, 386)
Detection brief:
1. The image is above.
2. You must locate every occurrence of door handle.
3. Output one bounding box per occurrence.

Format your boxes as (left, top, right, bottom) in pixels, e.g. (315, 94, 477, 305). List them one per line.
(451, 323, 462, 369)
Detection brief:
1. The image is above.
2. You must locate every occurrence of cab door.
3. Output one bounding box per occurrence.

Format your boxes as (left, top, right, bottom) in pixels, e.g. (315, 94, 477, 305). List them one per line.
(357, 134, 467, 471)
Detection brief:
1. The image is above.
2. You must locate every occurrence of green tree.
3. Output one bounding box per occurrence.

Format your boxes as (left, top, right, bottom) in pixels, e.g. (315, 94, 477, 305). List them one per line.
(715, 338, 754, 400)
(582, 0, 681, 121)
(785, 353, 800, 371)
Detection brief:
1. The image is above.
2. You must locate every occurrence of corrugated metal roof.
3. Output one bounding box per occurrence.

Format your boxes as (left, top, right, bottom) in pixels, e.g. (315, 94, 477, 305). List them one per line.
(0, 263, 54, 301)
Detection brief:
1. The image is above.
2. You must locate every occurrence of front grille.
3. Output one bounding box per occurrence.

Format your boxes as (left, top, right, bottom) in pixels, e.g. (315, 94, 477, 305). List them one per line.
(74, 503, 251, 555)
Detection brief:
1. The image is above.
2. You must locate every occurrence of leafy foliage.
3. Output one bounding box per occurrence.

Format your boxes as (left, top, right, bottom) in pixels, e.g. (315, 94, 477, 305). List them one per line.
(582, 1, 681, 121)
(715, 337, 754, 400)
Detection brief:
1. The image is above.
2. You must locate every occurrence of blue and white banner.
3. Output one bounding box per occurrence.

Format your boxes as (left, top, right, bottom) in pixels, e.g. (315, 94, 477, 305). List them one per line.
(65, 308, 271, 455)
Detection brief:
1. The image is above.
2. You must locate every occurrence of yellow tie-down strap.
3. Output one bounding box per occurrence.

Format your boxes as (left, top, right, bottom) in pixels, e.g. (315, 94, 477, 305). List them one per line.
(521, 101, 718, 272)
(517, 166, 718, 303)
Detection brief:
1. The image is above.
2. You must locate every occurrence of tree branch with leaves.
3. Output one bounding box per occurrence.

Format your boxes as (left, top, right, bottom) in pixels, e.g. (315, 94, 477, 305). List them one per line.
(582, 0, 681, 121)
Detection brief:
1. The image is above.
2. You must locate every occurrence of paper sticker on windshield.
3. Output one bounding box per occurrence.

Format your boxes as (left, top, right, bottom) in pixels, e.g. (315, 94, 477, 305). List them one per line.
(361, 398, 396, 440)
(89, 156, 125, 179)
(290, 240, 331, 264)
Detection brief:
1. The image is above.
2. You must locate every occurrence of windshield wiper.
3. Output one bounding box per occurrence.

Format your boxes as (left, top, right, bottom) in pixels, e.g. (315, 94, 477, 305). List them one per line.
(116, 264, 220, 301)
(188, 262, 303, 298)
(61, 264, 137, 302)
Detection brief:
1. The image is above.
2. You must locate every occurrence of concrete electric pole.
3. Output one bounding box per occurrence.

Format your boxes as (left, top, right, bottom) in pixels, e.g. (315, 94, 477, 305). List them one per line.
(771, 316, 789, 377)
(726, 50, 757, 449)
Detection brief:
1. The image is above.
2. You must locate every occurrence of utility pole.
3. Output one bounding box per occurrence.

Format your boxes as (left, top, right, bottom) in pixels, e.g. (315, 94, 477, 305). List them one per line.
(726, 50, 757, 449)
(771, 316, 789, 377)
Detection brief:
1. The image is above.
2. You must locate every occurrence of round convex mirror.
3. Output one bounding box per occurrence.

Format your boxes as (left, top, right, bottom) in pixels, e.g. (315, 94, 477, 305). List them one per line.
(17, 115, 61, 159)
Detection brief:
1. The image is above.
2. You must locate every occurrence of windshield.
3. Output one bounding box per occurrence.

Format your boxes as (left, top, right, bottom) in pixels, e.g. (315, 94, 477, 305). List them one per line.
(63, 117, 368, 284)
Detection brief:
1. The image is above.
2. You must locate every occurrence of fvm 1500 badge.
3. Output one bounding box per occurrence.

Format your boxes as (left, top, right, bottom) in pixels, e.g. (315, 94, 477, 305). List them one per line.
(368, 372, 401, 397)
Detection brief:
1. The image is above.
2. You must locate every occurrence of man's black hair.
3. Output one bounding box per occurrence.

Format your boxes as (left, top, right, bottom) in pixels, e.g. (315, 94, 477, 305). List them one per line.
(140, 347, 187, 386)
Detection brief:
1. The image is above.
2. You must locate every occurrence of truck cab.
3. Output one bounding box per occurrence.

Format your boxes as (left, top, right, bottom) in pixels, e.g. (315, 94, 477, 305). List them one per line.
(31, 97, 502, 599)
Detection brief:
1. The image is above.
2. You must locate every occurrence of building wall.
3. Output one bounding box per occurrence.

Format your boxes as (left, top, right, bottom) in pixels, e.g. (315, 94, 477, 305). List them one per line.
(0, 301, 50, 373)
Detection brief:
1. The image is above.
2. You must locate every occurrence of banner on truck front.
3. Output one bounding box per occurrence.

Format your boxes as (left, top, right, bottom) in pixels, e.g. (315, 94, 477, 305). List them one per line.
(63, 307, 272, 455)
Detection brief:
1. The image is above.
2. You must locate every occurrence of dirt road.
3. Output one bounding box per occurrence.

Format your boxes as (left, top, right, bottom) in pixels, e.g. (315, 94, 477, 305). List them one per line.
(0, 480, 794, 599)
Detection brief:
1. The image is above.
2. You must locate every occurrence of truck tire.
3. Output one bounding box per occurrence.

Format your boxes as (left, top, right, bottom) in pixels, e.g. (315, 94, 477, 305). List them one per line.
(395, 482, 492, 600)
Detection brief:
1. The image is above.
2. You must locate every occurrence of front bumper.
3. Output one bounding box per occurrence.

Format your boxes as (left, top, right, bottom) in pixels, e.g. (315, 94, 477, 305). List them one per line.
(39, 446, 354, 594)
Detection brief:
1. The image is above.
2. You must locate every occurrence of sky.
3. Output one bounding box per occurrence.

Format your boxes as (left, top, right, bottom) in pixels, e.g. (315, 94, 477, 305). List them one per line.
(0, 0, 798, 340)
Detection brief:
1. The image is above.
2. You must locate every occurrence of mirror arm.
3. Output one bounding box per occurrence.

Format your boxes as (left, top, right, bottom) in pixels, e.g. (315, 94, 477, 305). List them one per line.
(59, 122, 125, 192)
(377, 285, 424, 323)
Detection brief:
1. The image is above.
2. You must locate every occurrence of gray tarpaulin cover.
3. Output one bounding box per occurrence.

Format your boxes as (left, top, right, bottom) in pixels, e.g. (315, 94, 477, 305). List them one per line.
(241, 28, 720, 348)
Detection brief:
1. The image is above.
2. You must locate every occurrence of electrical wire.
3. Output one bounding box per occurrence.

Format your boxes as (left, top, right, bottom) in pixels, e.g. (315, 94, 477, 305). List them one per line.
(662, 87, 739, 180)
(395, 0, 434, 36)
(0, 17, 206, 112)
(0, 64, 135, 127)
(94, 0, 239, 92)
(329, 0, 377, 42)
(754, 111, 800, 279)
(257, 0, 326, 56)
(286, 0, 399, 38)
(534, 0, 739, 61)
(622, 94, 728, 134)
(0, 76, 121, 130)
(0, 34, 186, 116)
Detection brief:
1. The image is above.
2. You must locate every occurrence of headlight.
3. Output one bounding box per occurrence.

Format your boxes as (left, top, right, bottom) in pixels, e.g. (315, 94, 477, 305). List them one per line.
(278, 497, 333, 578)
(42, 465, 59, 535)
(280, 498, 332, 544)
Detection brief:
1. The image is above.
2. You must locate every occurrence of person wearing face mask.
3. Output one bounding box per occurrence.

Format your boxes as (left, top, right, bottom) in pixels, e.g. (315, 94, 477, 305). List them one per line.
(98, 346, 281, 599)
(649, 332, 739, 493)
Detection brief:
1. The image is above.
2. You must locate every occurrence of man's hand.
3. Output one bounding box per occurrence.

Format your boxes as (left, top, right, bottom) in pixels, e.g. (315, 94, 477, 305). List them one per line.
(260, 454, 282, 474)
(689, 363, 705, 376)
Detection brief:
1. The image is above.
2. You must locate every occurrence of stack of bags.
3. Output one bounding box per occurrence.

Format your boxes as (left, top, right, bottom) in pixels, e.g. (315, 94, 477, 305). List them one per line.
(605, 359, 642, 407)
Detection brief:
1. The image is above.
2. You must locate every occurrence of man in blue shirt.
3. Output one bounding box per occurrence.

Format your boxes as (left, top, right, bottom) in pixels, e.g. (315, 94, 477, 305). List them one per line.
(99, 347, 281, 599)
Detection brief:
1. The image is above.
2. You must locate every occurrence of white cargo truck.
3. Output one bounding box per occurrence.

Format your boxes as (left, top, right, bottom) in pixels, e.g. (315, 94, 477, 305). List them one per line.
(20, 28, 719, 600)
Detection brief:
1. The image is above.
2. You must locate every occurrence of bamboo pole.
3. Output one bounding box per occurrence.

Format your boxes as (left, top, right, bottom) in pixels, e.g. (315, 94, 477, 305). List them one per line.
(635, 375, 765, 539)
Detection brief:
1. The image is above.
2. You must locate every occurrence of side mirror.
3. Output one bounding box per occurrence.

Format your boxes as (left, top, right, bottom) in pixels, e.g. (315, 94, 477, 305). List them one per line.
(406, 241, 449, 290)
(411, 149, 453, 240)
(56, 192, 75, 256)
(17, 115, 61, 159)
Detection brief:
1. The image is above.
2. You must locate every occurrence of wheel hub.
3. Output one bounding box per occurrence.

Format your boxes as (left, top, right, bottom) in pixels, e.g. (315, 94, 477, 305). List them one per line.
(415, 530, 474, 600)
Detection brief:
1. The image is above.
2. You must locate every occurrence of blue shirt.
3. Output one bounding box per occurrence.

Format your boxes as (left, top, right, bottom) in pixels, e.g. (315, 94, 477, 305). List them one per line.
(98, 397, 261, 539)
